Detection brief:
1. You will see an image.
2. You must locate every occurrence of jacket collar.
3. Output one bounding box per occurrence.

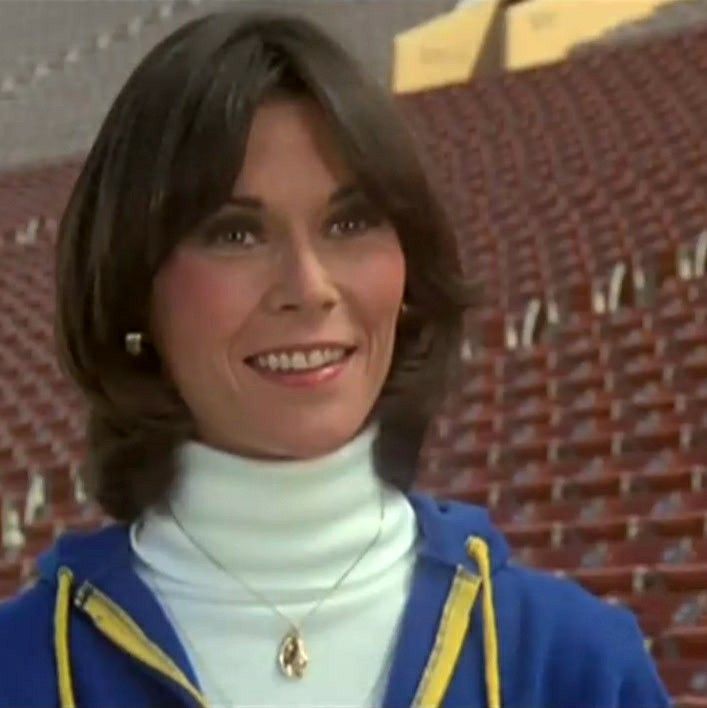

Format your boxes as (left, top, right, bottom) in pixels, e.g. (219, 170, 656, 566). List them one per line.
(38, 492, 509, 587)
(408, 492, 510, 574)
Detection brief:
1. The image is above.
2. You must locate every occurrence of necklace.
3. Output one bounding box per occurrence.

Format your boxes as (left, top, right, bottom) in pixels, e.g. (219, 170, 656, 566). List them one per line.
(166, 488, 386, 680)
(148, 574, 403, 707)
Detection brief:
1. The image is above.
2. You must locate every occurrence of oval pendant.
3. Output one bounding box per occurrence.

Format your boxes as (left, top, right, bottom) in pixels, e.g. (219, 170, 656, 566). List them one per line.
(278, 630, 309, 679)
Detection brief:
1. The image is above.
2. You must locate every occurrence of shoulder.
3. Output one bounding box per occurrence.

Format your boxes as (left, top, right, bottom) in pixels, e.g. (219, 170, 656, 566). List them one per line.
(0, 580, 58, 705)
(0, 577, 55, 636)
(500, 560, 633, 641)
(495, 563, 670, 707)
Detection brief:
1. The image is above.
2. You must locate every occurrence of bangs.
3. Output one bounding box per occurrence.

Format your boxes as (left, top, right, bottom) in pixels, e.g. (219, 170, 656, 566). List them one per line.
(141, 34, 282, 269)
(136, 16, 418, 276)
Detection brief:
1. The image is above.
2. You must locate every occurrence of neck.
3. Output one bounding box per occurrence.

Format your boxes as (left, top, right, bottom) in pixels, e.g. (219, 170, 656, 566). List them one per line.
(131, 421, 418, 598)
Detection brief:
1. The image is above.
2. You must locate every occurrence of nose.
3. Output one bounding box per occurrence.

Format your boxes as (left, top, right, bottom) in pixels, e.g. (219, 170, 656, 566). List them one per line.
(268, 238, 340, 314)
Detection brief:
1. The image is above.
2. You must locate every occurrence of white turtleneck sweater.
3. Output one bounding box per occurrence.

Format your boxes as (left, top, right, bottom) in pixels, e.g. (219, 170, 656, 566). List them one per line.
(130, 423, 421, 708)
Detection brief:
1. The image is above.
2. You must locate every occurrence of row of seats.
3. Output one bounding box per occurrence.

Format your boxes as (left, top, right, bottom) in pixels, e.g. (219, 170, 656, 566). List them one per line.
(0, 160, 78, 246)
(0, 510, 105, 599)
(401, 27, 707, 316)
(518, 539, 707, 574)
(659, 658, 707, 701)
(430, 452, 704, 500)
(468, 262, 707, 350)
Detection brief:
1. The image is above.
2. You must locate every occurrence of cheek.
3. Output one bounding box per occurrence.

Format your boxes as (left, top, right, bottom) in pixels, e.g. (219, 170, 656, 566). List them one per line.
(151, 252, 253, 353)
(353, 239, 406, 324)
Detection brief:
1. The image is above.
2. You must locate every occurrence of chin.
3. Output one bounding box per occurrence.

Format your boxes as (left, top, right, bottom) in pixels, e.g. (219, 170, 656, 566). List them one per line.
(269, 419, 371, 460)
(277, 436, 354, 460)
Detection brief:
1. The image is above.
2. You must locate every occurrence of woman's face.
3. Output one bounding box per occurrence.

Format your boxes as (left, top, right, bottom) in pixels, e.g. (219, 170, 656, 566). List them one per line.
(150, 97, 406, 459)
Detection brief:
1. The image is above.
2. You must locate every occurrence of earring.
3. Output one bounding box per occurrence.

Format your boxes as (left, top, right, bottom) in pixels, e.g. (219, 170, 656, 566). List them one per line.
(400, 302, 409, 316)
(125, 331, 144, 356)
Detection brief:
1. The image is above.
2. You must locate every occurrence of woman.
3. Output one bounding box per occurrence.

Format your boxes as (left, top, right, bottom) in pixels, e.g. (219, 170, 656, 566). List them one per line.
(0, 11, 668, 708)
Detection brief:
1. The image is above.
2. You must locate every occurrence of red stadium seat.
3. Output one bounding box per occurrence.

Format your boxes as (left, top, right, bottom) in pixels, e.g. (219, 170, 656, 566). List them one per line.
(610, 592, 707, 638)
(649, 564, 707, 593)
(654, 625, 707, 660)
(657, 659, 707, 698)
(565, 565, 644, 595)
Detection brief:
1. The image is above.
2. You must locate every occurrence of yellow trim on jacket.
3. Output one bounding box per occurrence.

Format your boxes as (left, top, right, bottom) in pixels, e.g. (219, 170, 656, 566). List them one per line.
(55, 568, 77, 708)
(54, 576, 209, 708)
(412, 535, 502, 708)
(467, 536, 501, 708)
(411, 567, 482, 706)
(53, 534, 501, 708)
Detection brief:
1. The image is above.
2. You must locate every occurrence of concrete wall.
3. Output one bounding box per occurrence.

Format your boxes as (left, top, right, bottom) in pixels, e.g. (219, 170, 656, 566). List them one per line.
(0, 0, 456, 170)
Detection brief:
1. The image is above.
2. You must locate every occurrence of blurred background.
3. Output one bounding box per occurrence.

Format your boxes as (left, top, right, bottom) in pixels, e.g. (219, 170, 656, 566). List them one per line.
(1, 0, 707, 703)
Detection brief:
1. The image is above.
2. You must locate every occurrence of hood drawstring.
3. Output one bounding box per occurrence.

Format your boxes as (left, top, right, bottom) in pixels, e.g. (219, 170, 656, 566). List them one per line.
(54, 567, 77, 708)
(467, 536, 501, 708)
(51, 537, 501, 708)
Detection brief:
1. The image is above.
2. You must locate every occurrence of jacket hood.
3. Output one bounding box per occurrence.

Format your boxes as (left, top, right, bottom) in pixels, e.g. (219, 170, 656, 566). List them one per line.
(408, 493, 511, 575)
(36, 492, 511, 588)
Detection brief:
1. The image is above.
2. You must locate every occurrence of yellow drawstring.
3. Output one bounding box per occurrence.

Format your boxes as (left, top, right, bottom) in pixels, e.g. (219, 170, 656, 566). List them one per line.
(52, 539, 500, 708)
(54, 567, 77, 708)
(412, 535, 503, 708)
(412, 567, 482, 707)
(466, 537, 502, 708)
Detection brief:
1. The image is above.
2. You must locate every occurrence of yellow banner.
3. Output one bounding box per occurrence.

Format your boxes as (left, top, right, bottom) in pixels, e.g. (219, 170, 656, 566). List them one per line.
(393, 0, 678, 93)
(393, 0, 501, 94)
(506, 0, 678, 71)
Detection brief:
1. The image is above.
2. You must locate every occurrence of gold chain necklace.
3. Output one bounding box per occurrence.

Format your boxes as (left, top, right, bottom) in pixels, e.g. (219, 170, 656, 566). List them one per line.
(166, 488, 385, 680)
(147, 575, 403, 706)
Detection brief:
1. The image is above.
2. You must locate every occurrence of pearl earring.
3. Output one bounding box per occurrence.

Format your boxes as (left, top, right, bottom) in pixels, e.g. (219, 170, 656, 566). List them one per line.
(125, 332, 144, 356)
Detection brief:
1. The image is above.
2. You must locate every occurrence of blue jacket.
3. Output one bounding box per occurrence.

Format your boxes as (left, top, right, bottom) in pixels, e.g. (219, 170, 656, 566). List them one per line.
(0, 493, 670, 707)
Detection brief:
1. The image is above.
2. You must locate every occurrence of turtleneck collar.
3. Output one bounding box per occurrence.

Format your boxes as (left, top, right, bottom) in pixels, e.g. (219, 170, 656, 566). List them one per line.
(130, 421, 420, 599)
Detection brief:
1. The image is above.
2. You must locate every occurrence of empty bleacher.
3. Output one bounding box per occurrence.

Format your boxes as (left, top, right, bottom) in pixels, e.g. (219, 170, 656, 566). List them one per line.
(406, 23, 707, 699)
(0, 6, 706, 702)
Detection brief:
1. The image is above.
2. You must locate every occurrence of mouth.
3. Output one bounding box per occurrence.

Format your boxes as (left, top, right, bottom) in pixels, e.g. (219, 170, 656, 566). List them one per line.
(243, 345, 358, 388)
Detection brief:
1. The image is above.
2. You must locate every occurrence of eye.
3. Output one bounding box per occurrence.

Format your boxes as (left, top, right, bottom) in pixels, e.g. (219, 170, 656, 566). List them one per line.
(329, 218, 369, 236)
(206, 219, 262, 249)
(215, 229, 259, 247)
(328, 207, 384, 238)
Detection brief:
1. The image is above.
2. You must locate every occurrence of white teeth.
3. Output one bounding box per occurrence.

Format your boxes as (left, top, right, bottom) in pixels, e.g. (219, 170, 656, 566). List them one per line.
(308, 350, 324, 368)
(252, 347, 349, 372)
(291, 352, 308, 370)
(329, 349, 347, 364)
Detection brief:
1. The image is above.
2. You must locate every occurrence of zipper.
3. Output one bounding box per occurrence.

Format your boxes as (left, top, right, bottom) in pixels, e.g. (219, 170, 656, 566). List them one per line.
(74, 581, 209, 707)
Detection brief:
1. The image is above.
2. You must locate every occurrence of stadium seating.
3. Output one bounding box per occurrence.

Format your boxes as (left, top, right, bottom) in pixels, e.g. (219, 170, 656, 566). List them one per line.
(0, 13, 706, 701)
(409, 24, 707, 696)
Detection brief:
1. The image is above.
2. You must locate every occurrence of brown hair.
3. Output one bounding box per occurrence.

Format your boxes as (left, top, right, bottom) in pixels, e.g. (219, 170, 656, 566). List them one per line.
(55, 11, 475, 521)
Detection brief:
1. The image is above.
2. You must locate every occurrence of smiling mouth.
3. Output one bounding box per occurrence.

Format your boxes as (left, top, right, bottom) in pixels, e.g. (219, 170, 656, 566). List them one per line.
(242, 347, 357, 389)
(243, 346, 357, 374)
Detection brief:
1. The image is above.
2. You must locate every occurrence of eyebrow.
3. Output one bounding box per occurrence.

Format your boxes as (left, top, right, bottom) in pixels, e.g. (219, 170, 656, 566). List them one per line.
(223, 184, 363, 210)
